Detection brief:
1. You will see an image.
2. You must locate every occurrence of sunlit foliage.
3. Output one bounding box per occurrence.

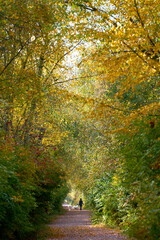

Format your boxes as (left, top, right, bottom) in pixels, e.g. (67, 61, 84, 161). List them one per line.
(0, 0, 159, 239)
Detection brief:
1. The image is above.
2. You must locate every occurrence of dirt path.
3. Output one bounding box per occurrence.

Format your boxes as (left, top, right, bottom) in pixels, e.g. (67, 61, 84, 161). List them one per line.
(47, 210, 130, 240)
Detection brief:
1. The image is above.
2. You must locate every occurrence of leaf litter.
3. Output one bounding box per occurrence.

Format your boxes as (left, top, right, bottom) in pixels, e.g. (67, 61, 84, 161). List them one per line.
(47, 210, 131, 240)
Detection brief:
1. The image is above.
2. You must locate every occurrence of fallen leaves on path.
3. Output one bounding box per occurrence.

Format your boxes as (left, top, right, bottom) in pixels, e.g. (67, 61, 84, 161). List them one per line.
(46, 210, 130, 240)
(47, 225, 128, 240)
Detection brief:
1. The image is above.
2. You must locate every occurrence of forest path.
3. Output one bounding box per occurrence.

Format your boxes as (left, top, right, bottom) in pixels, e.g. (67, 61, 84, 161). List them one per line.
(47, 210, 130, 240)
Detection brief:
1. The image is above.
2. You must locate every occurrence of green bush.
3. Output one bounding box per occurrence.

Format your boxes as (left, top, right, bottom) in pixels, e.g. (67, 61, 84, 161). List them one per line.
(83, 119, 160, 239)
(0, 140, 69, 239)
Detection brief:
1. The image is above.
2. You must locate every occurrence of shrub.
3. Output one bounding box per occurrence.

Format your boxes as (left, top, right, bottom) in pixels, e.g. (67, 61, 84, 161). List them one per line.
(0, 139, 69, 239)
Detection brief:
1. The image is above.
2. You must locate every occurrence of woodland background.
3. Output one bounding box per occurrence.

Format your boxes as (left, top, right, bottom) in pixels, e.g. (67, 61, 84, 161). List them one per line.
(0, 0, 159, 239)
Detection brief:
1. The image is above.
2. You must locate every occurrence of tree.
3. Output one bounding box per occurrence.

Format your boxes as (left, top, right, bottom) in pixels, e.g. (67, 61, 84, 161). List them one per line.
(65, 0, 159, 129)
(0, 1, 159, 239)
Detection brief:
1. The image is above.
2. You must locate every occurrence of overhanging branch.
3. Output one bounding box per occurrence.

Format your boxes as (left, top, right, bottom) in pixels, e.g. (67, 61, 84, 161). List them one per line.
(44, 40, 83, 84)
(53, 73, 103, 85)
(0, 39, 29, 77)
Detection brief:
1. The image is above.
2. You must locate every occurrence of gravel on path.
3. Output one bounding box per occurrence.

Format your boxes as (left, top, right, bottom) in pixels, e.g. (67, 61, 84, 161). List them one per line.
(47, 210, 130, 240)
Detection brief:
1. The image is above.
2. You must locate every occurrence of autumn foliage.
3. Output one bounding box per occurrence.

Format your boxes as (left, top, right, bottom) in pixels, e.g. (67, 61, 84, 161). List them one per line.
(0, 136, 68, 239)
(0, 0, 160, 239)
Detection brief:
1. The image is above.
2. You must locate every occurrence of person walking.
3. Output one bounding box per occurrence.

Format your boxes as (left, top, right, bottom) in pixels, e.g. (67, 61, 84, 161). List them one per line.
(79, 198, 83, 210)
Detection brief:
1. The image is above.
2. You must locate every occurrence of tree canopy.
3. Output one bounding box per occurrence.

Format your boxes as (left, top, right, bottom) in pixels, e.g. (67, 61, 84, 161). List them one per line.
(0, 0, 159, 239)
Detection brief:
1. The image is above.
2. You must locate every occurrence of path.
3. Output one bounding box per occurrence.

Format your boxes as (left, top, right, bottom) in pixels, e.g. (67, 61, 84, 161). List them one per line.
(47, 210, 130, 240)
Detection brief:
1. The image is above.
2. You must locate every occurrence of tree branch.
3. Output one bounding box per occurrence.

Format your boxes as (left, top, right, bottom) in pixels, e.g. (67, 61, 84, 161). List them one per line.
(44, 40, 83, 84)
(53, 73, 103, 85)
(0, 39, 29, 76)
(122, 41, 157, 71)
(77, 3, 97, 12)
(134, 0, 155, 47)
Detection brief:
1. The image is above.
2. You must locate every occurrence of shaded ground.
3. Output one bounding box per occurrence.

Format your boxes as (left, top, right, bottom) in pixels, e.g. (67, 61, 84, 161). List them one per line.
(47, 210, 130, 240)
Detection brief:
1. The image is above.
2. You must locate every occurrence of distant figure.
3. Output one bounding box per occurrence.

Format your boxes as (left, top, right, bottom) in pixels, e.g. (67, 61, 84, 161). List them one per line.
(79, 198, 83, 210)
